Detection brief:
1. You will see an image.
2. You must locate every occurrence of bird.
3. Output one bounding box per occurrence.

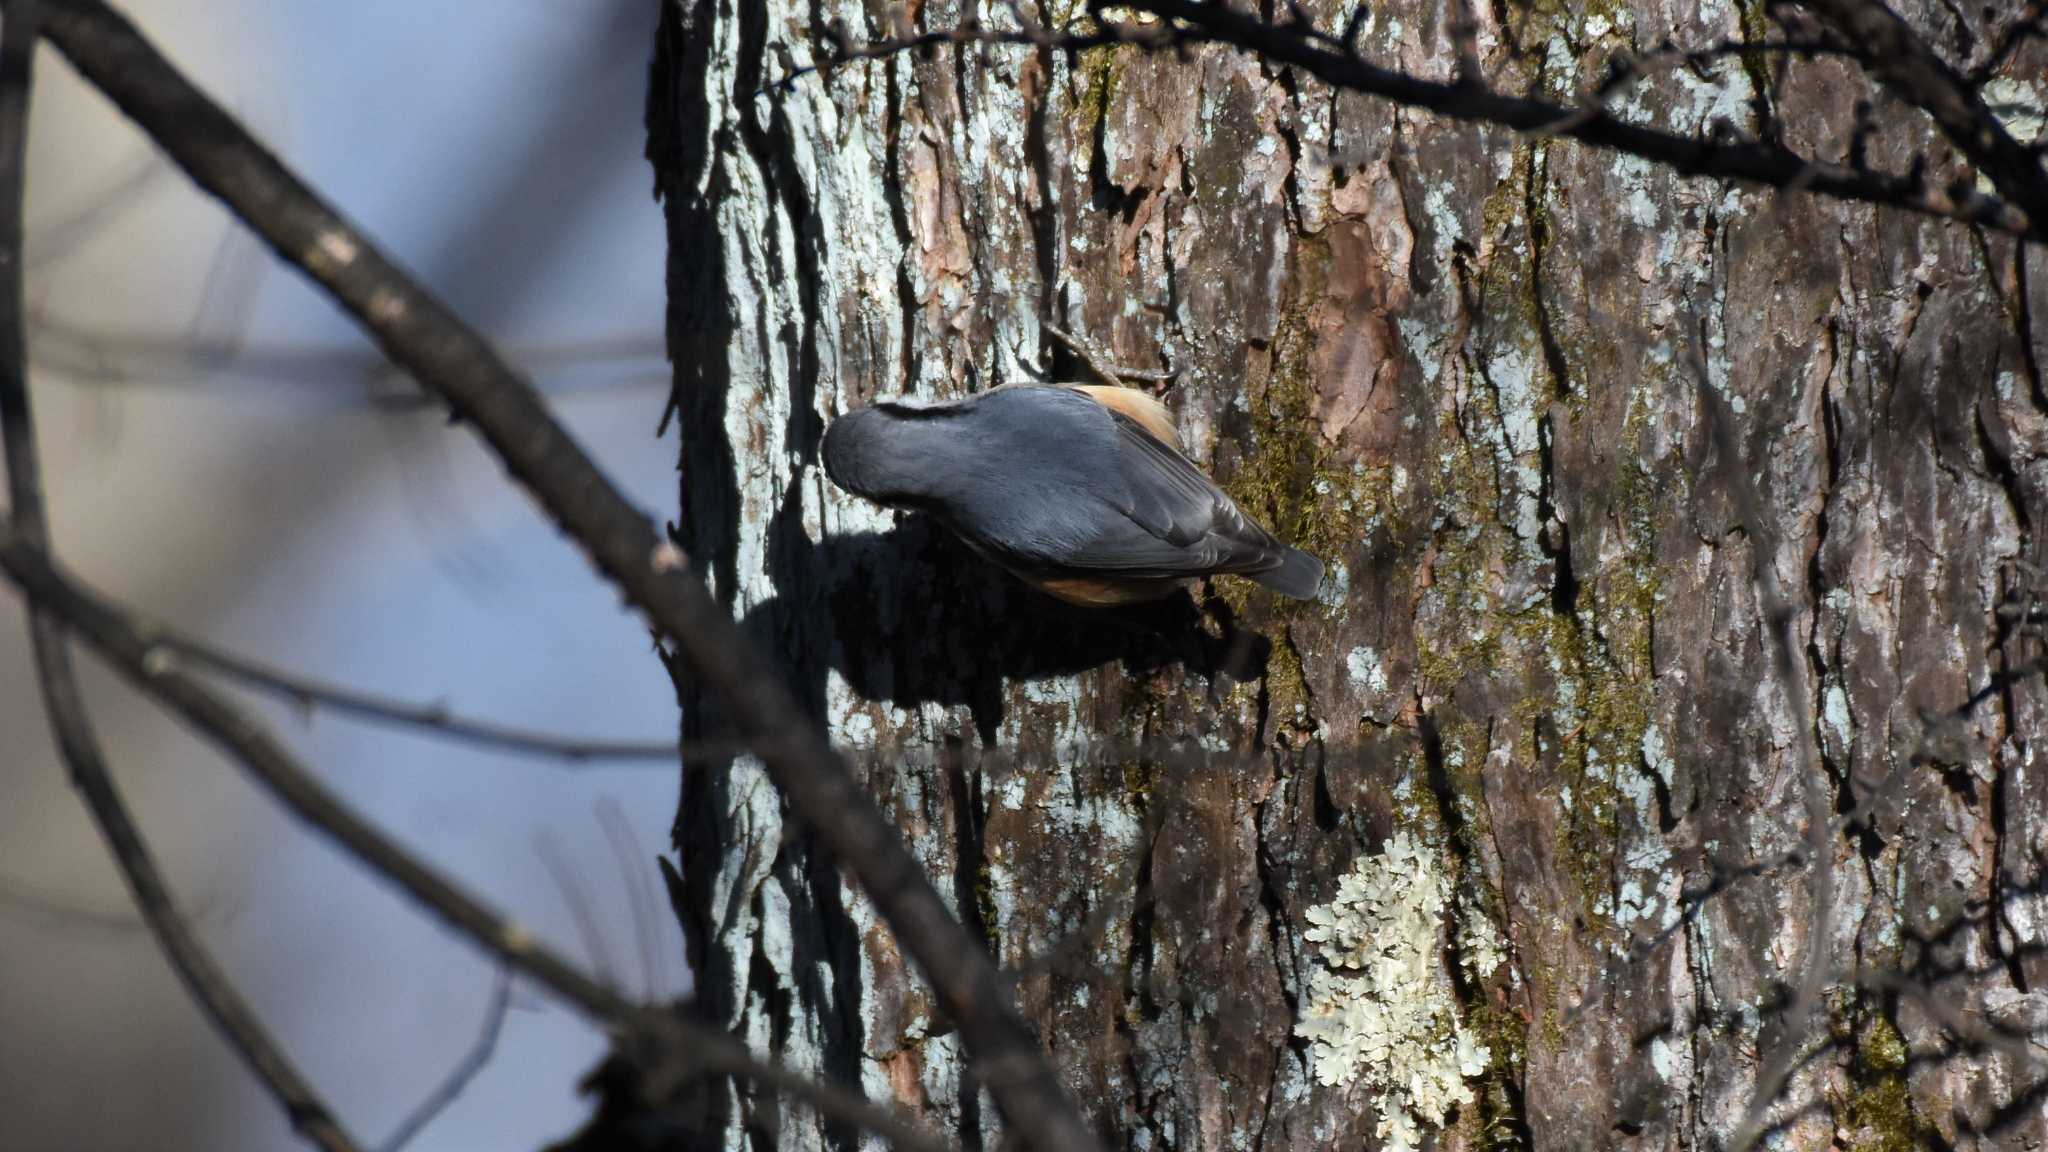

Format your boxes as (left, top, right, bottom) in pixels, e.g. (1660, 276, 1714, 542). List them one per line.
(821, 382, 1324, 606)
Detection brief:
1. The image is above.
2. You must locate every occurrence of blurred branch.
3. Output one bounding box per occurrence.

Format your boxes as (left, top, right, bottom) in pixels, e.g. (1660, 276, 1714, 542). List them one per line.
(29, 315, 668, 405)
(1969, 0, 2048, 83)
(799, 0, 2036, 239)
(595, 796, 672, 1000)
(376, 967, 514, 1152)
(34, 2, 1090, 1148)
(0, 4, 361, 1150)
(1696, 359, 1835, 1152)
(23, 151, 161, 269)
(0, 524, 953, 1152)
(157, 630, 703, 765)
(1795, 0, 2048, 230)
(765, 12, 1172, 92)
(1042, 321, 1176, 387)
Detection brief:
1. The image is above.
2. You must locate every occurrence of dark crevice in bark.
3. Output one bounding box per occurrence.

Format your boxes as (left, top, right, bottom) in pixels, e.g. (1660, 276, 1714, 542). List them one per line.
(1977, 391, 2035, 544)
(1420, 708, 1532, 1148)
(1250, 652, 1274, 749)
(1025, 22, 1061, 359)
(732, 5, 826, 466)
(1118, 829, 1164, 1151)
(884, 56, 922, 393)
(1538, 415, 1580, 619)
(1416, 708, 1470, 966)
(945, 739, 992, 1148)
(1460, 347, 1517, 527)
(1984, 680, 2030, 994)
(1385, 118, 1431, 298)
(1271, 64, 1309, 236)
(1929, 0, 1977, 60)
(1085, 54, 1140, 223)
(1524, 145, 1580, 621)
(1156, 151, 1190, 373)
(1634, 746, 1682, 835)
(1525, 146, 1571, 404)
(797, 849, 869, 1152)
(1252, 790, 1299, 1020)
(1890, 278, 1936, 390)
(1807, 342, 1851, 832)
(1729, 0, 1780, 140)
(2015, 246, 2048, 412)
(1977, 407, 2033, 992)
(1280, 624, 1321, 738)
(1310, 756, 1341, 832)
(744, 885, 797, 1150)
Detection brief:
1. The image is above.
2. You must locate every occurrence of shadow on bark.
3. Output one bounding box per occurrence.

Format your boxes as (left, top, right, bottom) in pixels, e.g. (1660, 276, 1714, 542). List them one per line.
(744, 487, 1271, 745)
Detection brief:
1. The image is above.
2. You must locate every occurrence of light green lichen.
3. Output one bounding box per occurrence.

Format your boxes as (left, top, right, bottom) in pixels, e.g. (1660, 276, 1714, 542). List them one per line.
(1295, 833, 1500, 1152)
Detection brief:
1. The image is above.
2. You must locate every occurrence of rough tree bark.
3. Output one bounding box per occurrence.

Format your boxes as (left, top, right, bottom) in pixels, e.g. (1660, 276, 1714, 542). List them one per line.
(646, 0, 2048, 1147)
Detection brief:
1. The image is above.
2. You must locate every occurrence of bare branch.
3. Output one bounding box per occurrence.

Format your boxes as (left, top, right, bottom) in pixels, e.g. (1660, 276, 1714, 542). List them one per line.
(595, 797, 671, 1001)
(1042, 321, 1175, 387)
(31, 4, 1086, 1145)
(805, 0, 2033, 238)
(1969, 0, 2048, 83)
(1796, 0, 2048, 232)
(766, 10, 1174, 93)
(0, 4, 361, 1149)
(1847, 966, 2048, 1064)
(156, 630, 698, 765)
(0, 525, 954, 1152)
(28, 315, 667, 405)
(1123, 0, 2029, 234)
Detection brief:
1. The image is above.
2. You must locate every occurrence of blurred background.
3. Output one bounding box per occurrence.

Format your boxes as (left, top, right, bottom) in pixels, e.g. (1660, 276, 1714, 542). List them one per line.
(0, 2, 685, 1148)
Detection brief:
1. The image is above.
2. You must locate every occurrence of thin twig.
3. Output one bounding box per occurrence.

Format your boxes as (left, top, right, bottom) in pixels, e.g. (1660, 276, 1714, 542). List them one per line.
(1121, 0, 2027, 234)
(28, 315, 668, 403)
(0, 525, 953, 1152)
(1847, 967, 2048, 1063)
(1516, 37, 1863, 144)
(1969, 0, 2048, 83)
(36, 5, 1094, 1147)
(0, 4, 361, 1149)
(1798, 0, 2048, 231)
(376, 968, 515, 1152)
(536, 832, 621, 990)
(765, 12, 1170, 93)
(1043, 321, 1173, 386)
(156, 631, 697, 764)
(810, 0, 2035, 238)
(596, 797, 669, 1001)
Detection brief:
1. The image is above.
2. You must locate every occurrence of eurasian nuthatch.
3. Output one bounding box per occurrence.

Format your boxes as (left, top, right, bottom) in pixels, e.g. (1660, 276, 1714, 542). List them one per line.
(822, 383, 1324, 606)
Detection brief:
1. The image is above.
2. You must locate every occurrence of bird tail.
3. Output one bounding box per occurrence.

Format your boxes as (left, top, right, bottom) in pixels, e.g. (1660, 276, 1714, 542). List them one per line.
(1252, 546, 1324, 599)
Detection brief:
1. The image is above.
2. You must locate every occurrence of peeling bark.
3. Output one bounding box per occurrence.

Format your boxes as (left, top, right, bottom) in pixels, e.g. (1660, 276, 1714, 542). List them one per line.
(648, 0, 2048, 1147)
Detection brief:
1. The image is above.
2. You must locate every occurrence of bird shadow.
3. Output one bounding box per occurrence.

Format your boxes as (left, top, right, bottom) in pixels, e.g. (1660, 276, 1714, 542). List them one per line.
(731, 488, 1270, 745)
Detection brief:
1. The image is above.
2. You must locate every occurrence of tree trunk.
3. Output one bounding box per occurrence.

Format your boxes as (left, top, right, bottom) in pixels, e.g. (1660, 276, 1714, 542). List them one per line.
(646, 0, 2048, 1147)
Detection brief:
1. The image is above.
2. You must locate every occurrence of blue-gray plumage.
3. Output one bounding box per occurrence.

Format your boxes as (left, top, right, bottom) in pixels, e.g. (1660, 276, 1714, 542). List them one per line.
(822, 384, 1324, 605)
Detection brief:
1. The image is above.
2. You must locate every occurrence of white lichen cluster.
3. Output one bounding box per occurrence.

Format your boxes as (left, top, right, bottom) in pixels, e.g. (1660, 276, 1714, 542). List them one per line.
(1294, 832, 1501, 1152)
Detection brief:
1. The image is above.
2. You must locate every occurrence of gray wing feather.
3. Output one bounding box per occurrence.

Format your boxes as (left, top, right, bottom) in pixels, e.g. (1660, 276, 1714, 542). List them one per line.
(1059, 408, 1290, 577)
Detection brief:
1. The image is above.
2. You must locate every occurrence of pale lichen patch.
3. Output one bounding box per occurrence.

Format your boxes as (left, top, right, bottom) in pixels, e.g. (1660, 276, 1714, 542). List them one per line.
(1293, 833, 1495, 1151)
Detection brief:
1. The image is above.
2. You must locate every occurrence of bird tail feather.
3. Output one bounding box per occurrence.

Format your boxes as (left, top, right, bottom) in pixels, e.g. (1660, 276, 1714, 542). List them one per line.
(1252, 547, 1323, 599)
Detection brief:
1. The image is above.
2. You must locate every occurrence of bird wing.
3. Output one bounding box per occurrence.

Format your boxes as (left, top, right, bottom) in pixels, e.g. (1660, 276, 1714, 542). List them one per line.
(1050, 406, 1292, 577)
